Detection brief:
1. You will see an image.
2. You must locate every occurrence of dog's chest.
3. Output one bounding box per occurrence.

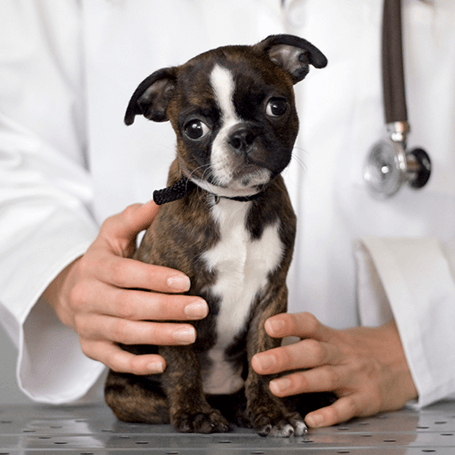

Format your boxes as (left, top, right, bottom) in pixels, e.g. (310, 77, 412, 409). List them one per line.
(201, 198, 283, 394)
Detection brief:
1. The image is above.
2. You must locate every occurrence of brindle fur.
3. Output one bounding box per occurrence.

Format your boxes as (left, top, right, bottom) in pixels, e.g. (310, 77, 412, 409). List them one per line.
(105, 161, 298, 433)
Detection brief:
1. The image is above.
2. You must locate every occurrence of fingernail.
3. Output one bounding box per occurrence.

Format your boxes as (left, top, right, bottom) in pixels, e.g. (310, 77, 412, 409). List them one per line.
(266, 318, 285, 335)
(148, 361, 164, 374)
(254, 353, 276, 371)
(306, 413, 324, 428)
(173, 327, 196, 344)
(167, 275, 191, 292)
(270, 378, 291, 394)
(184, 300, 208, 319)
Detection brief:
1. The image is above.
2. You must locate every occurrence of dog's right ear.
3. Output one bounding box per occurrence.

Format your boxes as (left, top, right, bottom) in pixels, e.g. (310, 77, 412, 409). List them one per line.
(124, 68, 178, 125)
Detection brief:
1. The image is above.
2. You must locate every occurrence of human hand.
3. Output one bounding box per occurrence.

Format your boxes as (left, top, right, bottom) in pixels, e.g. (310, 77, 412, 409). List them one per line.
(251, 312, 417, 428)
(43, 201, 208, 375)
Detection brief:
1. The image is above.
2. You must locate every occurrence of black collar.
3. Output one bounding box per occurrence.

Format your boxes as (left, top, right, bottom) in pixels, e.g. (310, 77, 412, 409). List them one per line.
(153, 177, 263, 205)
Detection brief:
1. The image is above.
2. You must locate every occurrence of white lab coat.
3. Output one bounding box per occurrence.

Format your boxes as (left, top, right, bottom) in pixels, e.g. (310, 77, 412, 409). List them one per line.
(0, 0, 454, 406)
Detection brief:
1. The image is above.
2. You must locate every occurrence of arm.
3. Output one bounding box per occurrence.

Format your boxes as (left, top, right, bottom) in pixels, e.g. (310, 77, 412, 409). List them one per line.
(0, 0, 102, 402)
(0, 1, 207, 402)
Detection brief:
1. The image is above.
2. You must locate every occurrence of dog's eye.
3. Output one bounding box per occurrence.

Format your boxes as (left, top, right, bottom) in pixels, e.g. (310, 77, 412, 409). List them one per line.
(266, 98, 287, 117)
(184, 120, 210, 140)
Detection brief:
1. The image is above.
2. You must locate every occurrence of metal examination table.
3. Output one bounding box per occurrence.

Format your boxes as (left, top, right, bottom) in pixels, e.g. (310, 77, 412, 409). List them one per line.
(1, 401, 454, 454)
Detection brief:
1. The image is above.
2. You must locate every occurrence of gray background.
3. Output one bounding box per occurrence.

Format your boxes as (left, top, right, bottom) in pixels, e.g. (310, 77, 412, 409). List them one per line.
(0, 326, 32, 404)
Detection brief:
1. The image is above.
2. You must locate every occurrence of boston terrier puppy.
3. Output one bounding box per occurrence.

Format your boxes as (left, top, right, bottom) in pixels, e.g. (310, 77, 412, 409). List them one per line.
(105, 34, 328, 437)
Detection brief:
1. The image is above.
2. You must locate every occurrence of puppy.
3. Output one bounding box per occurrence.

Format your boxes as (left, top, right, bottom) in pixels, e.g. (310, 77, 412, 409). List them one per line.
(105, 34, 328, 437)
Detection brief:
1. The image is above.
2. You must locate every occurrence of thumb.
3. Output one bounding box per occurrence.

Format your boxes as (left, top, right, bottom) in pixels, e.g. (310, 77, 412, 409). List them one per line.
(121, 200, 160, 236)
(99, 201, 160, 252)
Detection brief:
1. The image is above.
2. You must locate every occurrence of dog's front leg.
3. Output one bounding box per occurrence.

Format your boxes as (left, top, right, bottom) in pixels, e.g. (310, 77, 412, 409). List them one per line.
(159, 345, 230, 434)
(245, 287, 307, 437)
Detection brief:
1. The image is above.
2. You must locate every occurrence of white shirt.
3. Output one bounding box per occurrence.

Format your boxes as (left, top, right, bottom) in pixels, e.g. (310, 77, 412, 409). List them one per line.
(0, 0, 454, 406)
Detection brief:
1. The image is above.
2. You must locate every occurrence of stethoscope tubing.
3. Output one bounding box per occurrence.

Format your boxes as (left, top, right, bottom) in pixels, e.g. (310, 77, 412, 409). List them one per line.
(382, 0, 408, 125)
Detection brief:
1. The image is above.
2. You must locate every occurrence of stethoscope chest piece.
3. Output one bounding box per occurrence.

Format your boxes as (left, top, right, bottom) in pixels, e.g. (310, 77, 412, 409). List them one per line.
(364, 133, 431, 199)
(364, 138, 406, 198)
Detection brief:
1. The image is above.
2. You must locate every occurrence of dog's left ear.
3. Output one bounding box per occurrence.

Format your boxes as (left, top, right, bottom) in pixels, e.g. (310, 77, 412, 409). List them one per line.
(124, 67, 178, 125)
(256, 34, 328, 84)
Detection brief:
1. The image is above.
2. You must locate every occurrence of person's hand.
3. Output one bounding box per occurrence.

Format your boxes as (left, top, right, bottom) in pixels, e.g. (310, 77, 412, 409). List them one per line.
(251, 312, 417, 428)
(43, 201, 208, 375)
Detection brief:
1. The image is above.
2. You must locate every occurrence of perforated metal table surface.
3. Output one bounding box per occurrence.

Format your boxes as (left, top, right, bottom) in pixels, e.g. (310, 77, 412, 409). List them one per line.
(1, 401, 454, 454)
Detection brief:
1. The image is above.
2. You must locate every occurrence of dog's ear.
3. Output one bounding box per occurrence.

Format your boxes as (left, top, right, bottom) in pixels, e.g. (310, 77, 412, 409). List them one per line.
(124, 68, 178, 125)
(256, 34, 327, 84)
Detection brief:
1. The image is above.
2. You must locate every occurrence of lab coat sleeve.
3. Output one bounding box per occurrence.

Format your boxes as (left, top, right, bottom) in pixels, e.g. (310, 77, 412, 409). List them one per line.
(0, 1, 105, 402)
(356, 237, 455, 407)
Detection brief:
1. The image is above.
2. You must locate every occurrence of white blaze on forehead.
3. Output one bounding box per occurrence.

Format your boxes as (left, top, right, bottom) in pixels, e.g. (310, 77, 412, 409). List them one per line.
(209, 65, 241, 187)
(210, 64, 239, 123)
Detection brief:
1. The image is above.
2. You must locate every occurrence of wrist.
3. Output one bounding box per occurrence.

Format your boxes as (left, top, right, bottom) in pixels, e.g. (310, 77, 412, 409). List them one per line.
(42, 257, 81, 328)
(383, 321, 418, 403)
(371, 320, 418, 405)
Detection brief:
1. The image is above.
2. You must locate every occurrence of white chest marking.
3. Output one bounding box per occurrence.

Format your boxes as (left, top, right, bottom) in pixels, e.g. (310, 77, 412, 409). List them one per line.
(201, 198, 283, 394)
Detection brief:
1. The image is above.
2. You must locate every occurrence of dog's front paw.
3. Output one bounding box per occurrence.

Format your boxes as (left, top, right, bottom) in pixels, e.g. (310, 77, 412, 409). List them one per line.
(253, 411, 307, 438)
(171, 408, 230, 434)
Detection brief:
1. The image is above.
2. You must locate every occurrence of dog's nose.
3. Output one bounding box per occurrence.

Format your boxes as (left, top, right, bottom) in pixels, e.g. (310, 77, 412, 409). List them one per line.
(228, 128, 256, 155)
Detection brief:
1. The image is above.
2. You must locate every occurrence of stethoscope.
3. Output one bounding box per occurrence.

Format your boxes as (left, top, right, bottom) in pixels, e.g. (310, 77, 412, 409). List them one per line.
(363, 0, 432, 198)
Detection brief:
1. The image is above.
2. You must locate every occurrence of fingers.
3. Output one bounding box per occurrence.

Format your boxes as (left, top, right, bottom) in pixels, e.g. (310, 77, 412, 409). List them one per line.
(252, 337, 339, 376)
(252, 311, 357, 428)
(45, 201, 209, 377)
(81, 340, 166, 375)
(71, 273, 207, 322)
(93, 254, 191, 294)
(264, 312, 331, 341)
(265, 363, 372, 429)
(269, 364, 343, 397)
(305, 397, 358, 428)
(76, 313, 197, 345)
(305, 392, 382, 428)
(104, 289, 207, 321)
(252, 313, 416, 429)
(78, 314, 198, 376)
